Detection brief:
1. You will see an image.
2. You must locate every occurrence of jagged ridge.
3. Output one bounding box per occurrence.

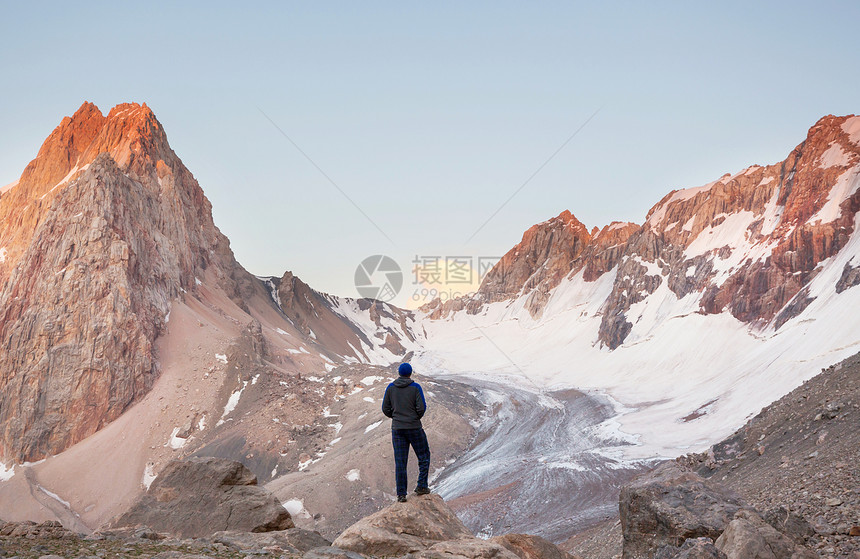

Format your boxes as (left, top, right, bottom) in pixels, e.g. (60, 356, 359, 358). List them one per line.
(424, 114, 860, 349)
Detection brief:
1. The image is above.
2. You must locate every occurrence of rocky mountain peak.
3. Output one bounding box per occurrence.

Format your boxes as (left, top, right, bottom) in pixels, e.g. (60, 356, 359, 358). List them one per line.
(477, 210, 591, 307)
(6, 101, 175, 208)
(12, 101, 106, 201)
(0, 102, 249, 463)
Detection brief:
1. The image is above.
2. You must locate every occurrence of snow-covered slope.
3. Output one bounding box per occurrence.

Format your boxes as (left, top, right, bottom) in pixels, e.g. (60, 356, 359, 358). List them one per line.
(416, 114, 860, 459)
(259, 270, 422, 366)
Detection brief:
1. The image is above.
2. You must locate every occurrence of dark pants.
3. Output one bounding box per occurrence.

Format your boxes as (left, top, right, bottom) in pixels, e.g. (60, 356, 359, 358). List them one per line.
(391, 428, 430, 496)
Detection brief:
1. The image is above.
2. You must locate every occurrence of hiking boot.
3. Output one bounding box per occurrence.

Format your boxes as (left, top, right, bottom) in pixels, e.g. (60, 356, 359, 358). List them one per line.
(414, 486, 431, 496)
(397, 495, 408, 503)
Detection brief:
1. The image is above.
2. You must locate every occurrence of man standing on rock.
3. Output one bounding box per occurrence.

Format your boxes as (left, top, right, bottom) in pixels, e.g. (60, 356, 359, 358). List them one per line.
(382, 362, 431, 502)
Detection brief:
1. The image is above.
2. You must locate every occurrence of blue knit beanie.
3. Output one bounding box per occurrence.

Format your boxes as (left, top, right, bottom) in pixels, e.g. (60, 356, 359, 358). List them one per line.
(398, 362, 413, 376)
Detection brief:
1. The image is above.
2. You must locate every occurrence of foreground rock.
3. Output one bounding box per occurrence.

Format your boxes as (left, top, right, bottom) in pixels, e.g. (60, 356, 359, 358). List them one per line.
(113, 457, 293, 538)
(333, 493, 571, 559)
(332, 494, 473, 556)
(714, 510, 817, 559)
(619, 462, 819, 559)
(490, 533, 578, 559)
(653, 537, 726, 559)
(0, 520, 76, 539)
(619, 462, 746, 558)
(0, 521, 232, 559)
(208, 528, 331, 555)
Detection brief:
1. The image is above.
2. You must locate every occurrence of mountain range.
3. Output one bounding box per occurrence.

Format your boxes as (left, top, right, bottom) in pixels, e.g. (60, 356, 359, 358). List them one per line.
(0, 102, 858, 544)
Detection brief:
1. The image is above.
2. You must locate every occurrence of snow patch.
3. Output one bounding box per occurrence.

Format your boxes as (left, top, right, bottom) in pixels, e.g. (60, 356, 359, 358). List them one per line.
(142, 463, 157, 490)
(842, 116, 860, 146)
(607, 221, 633, 232)
(215, 354, 228, 364)
(166, 427, 188, 449)
(38, 485, 70, 508)
(0, 247, 6, 263)
(346, 469, 361, 482)
(0, 462, 14, 482)
(361, 375, 384, 386)
(807, 167, 860, 225)
(817, 142, 851, 169)
(363, 396, 375, 403)
(681, 216, 696, 232)
(217, 379, 248, 426)
(282, 498, 312, 518)
(365, 420, 383, 433)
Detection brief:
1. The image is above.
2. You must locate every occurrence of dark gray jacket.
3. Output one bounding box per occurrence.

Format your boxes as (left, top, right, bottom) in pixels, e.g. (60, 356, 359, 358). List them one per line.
(382, 376, 426, 430)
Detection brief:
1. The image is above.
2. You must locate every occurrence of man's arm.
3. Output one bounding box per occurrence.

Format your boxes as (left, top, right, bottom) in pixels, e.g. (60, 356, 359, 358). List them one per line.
(415, 383, 426, 419)
(382, 384, 394, 418)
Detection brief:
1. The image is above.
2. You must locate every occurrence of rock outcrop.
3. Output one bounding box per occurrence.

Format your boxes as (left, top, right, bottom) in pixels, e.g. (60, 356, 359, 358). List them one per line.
(653, 537, 726, 559)
(619, 461, 819, 559)
(332, 494, 474, 556)
(113, 457, 293, 538)
(714, 510, 817, 559)
(490, 532, 578, 559)
(332, 493, 571, 559)
(619, 462, 745, 558)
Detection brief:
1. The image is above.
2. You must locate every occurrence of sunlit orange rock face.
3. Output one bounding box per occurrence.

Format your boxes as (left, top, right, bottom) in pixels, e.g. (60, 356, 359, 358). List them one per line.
(424, 115, 860, 349)
(0, 102, 250, 463)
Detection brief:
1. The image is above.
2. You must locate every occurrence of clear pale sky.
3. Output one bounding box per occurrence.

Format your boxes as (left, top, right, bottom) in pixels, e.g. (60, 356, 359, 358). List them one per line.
(2, 1, 858, 307)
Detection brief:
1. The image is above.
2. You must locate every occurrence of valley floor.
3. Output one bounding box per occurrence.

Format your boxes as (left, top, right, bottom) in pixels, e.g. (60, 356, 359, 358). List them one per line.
(430, 376, 655, 542)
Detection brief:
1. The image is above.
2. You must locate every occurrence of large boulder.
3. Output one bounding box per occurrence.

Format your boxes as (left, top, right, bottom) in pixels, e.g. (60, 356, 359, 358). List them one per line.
(490, 533, 578, 559)
(333, 494, 472, 556)
(653, 537, 726, 559)
(619, 462, 746, 559)
(761, 507, 814, 545)
(714, 511, 817, 559)
(113, 457, 293, 538)
(332, 494, 518, 558)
